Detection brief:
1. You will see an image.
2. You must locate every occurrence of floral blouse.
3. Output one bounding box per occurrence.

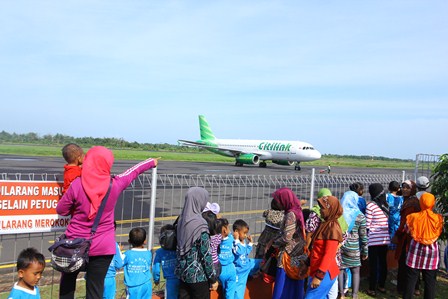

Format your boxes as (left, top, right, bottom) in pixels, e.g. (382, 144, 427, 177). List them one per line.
(175, 232, 216, 284)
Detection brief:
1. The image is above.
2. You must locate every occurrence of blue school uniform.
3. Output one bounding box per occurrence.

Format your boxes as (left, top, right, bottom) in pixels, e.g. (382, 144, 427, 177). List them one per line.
(233, 238, 259, 299)
(153, 248, 179, 299)
(219, 235, 237, 299)
(103, 242, 124, 299)
(123, 248, 152, 299)
(7, 283, 40, 299)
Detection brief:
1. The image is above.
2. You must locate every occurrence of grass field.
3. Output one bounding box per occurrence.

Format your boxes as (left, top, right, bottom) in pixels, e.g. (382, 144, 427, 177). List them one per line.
(0, 144, 414, 169)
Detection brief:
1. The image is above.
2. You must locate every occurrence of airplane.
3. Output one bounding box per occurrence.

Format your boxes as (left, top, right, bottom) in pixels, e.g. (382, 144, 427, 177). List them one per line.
(178, 115, 322, 170)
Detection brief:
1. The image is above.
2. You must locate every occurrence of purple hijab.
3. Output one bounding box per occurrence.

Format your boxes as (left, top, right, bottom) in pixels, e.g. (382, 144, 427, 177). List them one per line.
(272, 187, 305, 229)
(176, 187, 210, 256)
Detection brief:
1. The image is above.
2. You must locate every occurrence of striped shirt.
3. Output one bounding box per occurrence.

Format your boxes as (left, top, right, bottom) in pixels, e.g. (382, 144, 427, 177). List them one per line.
(406, 239, 439, 270)
(366, 202, 390, 246)
(210, 234, 223, 265)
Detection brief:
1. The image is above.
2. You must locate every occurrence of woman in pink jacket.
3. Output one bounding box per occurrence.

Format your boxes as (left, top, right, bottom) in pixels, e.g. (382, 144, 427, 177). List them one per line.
(56, 146, 158, 299)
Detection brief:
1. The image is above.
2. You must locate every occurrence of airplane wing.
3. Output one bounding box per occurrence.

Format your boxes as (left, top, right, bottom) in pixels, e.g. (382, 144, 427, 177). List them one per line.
(178, 139, 267, 157)
(178, 140, 207, 147)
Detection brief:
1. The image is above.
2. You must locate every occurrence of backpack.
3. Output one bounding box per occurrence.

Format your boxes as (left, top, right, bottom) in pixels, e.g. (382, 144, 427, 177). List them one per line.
(159, 217, 179, 251)
(282, 227, 310, 280)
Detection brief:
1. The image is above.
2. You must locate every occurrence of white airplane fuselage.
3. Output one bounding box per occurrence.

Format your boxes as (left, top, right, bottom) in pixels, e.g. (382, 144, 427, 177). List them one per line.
(209, 138, 322, 162)
(178, 115, 321, 169)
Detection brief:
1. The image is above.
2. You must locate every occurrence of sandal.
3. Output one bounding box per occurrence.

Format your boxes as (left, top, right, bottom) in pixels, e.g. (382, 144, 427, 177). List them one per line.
(366, 290, 376, 297)
(378, 287, 387, 293)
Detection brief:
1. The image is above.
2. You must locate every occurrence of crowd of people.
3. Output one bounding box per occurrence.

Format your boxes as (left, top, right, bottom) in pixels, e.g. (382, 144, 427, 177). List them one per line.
(6, 144, 447, 299)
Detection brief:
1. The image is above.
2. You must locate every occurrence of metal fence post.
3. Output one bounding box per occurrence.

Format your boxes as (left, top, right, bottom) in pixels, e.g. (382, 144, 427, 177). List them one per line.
(414, 154, 420, 181)
(148, 167, 158, 251)
(309, 168, 315, 208)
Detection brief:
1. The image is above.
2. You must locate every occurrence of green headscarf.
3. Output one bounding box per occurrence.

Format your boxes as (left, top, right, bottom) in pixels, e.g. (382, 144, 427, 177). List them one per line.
(311, 188, 348, 233)
(317, 188, 332, 198)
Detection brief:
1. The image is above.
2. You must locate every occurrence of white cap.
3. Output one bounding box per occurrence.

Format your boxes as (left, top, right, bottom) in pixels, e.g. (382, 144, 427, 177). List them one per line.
(416, 176, 430, 189)
(203, 202, 220, 215)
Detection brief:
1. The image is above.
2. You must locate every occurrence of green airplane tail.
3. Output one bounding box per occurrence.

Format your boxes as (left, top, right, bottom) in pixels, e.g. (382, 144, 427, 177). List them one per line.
(199, 115, 216, 140)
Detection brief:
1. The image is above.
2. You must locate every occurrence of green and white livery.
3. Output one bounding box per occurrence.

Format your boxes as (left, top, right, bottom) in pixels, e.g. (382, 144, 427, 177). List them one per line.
(178, 115, 321, 170)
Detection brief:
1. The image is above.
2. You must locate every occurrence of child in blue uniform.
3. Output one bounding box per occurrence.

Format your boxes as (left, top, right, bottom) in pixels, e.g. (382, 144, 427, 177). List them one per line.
(232, 219, 260, 299)
(123, 227, 153, 299)
(153, 224, 180, 299)
(103, 222, 124, 299)
(7, 248, 45, 299)
(217, 218, 236, 299)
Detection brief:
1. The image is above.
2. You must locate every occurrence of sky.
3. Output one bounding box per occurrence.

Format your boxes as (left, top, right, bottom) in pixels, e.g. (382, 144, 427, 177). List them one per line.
(1, 1, 447, 160)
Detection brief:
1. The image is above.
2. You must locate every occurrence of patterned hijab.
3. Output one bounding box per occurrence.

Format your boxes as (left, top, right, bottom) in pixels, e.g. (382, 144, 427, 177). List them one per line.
(272, 187, 305, 229)
(406, 193, 443, 245)
(401, 180, 419, 211)
(81, 146, 114, 220)
(340, 191, 361, 233)
(311, 196, 343, 244)
(176, 187, 210, 256)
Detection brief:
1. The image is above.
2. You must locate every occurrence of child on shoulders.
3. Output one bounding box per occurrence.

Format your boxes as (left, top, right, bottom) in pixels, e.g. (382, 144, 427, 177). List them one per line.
(61, 143, 84, 194)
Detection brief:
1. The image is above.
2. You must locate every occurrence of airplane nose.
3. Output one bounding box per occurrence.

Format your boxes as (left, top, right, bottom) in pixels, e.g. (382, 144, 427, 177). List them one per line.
(314, 150, 322, 160)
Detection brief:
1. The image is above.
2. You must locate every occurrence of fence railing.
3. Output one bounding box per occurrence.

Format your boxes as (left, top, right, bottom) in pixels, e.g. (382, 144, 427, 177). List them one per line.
(414, 153, 440, 181)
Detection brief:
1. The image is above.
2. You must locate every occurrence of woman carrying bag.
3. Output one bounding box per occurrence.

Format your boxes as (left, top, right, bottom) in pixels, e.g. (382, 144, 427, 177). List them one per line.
(56, 146, 158, 299)
(271, 187, 307, 299)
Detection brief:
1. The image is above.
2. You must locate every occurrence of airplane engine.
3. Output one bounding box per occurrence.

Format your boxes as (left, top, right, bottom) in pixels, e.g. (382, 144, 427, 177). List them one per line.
(236, 154, 260, 165)
(272, 160, 295, 166)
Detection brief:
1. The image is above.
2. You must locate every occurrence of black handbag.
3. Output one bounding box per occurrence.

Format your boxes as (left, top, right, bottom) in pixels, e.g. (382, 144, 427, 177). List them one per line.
(48, 180, 112, 273)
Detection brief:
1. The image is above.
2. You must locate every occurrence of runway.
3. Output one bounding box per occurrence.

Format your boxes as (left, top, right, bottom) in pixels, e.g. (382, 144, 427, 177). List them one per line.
(0, 154, 406, 176)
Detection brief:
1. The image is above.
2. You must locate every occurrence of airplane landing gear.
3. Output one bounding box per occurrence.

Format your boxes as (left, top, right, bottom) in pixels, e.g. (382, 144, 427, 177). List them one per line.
(294, 162, 301, 171)
(235, 162, 244, 166)
(259, 161, 267, 168)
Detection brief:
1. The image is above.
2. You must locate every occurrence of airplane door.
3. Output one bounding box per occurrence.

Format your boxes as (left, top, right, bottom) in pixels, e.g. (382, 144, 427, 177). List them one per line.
(288, 145, 297, 160)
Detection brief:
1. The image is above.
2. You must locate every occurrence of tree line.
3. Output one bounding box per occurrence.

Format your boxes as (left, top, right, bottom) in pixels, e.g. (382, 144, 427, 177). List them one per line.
(0, 131, 200, 152)
(0, 130, 412, 162)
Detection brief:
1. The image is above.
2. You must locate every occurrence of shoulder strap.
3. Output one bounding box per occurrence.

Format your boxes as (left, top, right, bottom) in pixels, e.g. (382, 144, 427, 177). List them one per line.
(91, 179, 113, 236)
(173, 216, 179, 226)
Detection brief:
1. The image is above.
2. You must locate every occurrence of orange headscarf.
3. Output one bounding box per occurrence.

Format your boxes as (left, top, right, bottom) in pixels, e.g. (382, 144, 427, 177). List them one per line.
(311, 196, 343, 245)
(406, 193, 443, 245)
(81, 146, 114, 219)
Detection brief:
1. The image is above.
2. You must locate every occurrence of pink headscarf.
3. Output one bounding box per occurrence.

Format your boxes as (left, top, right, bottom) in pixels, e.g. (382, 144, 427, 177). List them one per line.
(81, 146, 114, 219)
